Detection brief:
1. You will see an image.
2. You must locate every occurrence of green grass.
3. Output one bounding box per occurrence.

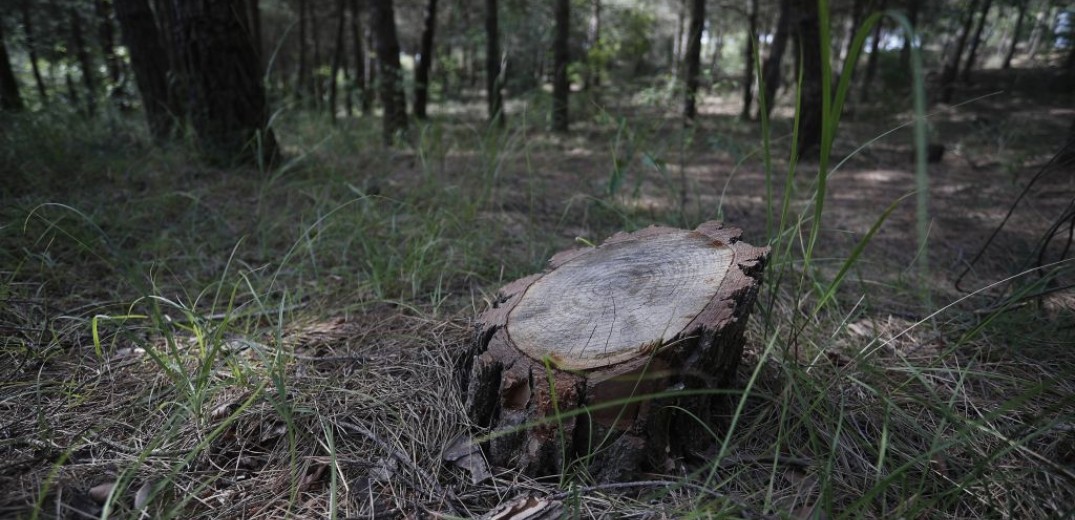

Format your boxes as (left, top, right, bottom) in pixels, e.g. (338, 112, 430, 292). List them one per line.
(2, 14, 1075, 518)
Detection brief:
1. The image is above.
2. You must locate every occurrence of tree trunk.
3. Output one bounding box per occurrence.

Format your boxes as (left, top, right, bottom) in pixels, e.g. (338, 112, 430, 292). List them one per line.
(173, 0, 278, 165)
(297, 0, 308, 99)
(70, 8, 99, 115)
(1002, 1, 1027, 69)
(0, 23, 25, 112)
(20, 1, 48, 103)
(551, 0, 570, 133)
(114, 0, 176, 140)
(351, 0, 369, 115)
(584, 0, 601, 90)
(859, 0, 887, 103)
(312, 3, 324, 110)
(247, 0, 263, 64)
(899, 0, 919, 71)
(961, 0, 994, 83)
(761, 0, 791, 118)
(414, 0, 438, 119)
(460, 223, 768, 481)
(740, 0, 758, 120)
(683, 0, 705, 121)
(939, 0, 979, 103)
(485, 0, 503, 126)
(371, 0, 407, 144)
(794, 0, 823, 158)
(329, 0, 347, 123)
(672, 0, 686, 76)
(95, 0, 123, 88)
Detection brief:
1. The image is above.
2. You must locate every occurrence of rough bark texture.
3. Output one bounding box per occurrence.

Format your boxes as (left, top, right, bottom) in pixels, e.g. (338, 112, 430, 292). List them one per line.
(0, 23, 24, 112)
(173, 0, 278, 165)
(761, 0, 791, 118)
(940, 0, 979, 103)
(551, 0, 570, 133)
(414, 0, 438, 119)
(740, 0, 758, 121)
(371, 0, 407, 144)
(485, 0, 503, 126)
(460, 222, 769, 480)
(114, 0, 176, 140)
(794, 0, 823, 158)
(683, 0, 705, 121)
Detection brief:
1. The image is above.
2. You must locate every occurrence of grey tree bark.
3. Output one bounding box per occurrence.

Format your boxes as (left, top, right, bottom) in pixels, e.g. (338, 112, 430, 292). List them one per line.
(371, 0, 407, 144)
(551, 0, 570, 132)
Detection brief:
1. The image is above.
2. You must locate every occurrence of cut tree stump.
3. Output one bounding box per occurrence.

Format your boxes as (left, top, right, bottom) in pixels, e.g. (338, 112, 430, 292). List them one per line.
(459, 222, 769, 480)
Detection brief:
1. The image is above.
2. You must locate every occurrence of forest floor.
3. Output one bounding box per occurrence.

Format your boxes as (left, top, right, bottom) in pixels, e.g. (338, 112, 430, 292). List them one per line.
(1, 67, 1074, 519)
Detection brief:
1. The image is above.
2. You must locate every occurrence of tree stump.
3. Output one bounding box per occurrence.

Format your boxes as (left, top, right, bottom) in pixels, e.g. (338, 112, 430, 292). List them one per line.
(460, 222, 769, 480)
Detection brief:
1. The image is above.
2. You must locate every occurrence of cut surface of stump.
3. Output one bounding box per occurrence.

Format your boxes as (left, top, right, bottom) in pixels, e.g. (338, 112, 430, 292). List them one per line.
(460, 222, 769, 481)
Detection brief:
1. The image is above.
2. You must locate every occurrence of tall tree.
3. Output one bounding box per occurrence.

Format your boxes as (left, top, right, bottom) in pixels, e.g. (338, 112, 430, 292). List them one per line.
(173, 0, 278, 165)
(69, 7, 99, 114)
(859, 0, 887, 103)
(584, 0, 602, 89)
(940, 0, 980, 103)
(114, 0, 176, 140)
(551, 0, 570, 132)
(761, 0, 791, 118)
(350, 0, 370, 114)
(371, 0, 407, 144)
(0, 22, 25, 112)
(329, 0, 347, 123)
(485, 0, 503, 126)
(1002, 0, 1028, 69)
(95, 0, 123, 87)
(683, 0, 705, 121)
(793, 0, 823, 157)
(899, 0, 920, 71)
(20, 1, 48, 102)
(961, 0, 994, 82)
(414, 0, 438, 119)
(296, 0, 309, 100)
(740, 0, 758, 120)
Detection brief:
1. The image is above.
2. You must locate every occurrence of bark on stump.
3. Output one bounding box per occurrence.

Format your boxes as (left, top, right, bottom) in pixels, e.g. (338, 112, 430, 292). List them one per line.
(461, 222, 769, 481)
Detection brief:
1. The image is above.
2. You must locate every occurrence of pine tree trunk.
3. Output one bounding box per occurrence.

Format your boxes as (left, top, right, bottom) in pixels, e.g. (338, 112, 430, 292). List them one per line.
(414, 0, 438, 119)
(683, 0, 705, 121)
(0, 23, 25, 112)
(761, 0, 791, 118)
(20, 1, 48, 103)
(114, 0, 176, 140)
(297, 0, 309, 101)
(461, 223, 768, 480)
(740, 0, 758, 121)
(350, 0, 368, 115)
(485, 0, 503, 126)
(1002, 1, 1027, 69)
(173, 0, 278, 165)
(961, 0, 994, 83)
(95, 0, 123, 87)
(312, 4, 324, 110)
(794, 0, 823, 158)
(583, 0, 601, 90)
(329, 0, 347, 123)
(551, 0, 570, 133)
(69, 8, 99, 115)
(940, 0, 979, 103)
(371, 0, 407, 144)
(859, 0, 887, 103)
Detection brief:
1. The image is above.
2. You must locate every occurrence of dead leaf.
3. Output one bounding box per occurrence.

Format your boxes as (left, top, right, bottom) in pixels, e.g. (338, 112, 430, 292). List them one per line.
(88, 482, 115, 504)
(484, 495, 563, 520)
(443, 434, 492, 484)
(134, 481, 152, 510)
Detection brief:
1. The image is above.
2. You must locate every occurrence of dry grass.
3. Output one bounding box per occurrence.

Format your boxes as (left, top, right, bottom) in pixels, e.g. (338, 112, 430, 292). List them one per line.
(2, 72, 1074, 519)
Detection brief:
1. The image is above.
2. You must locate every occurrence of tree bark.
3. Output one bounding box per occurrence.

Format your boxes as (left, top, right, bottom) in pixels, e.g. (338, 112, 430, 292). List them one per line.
(583, 0, 601, 90)
(794, 0, 823, 158)
(371, 0, 407, 144)
(761, 0, 791, 118)
(351, 0, 369, 115)
(114, 0, 176, 140)
(0, 23, 25, 112)
(485, 0, 503, 126)
(95, 0, 123, 87)
(899, 0, 919, 71)
(329, 0, 347, 123)
(940, 0, 979, 103)
(296, 0, 310, 101)
(551, 0, 570, 133)
(859, 0, 887, 103)
(683, 0, 705, 121)
(414, 0, 438, 119)
(69, 7, 99, 115)
(173, 0, 278, 165)
(20, 1, 49, 103)
(740, 0, 758, 120)
(1002, 0, 1027, 69)
(247, 0, 263, 64)
(460, 222, 768, 480)
(961, 0, 994, 83)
